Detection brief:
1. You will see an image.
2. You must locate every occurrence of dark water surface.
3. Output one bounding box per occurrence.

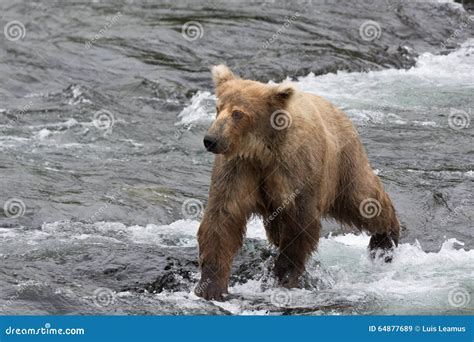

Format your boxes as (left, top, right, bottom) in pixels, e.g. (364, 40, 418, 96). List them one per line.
(0, 1, 472, 315)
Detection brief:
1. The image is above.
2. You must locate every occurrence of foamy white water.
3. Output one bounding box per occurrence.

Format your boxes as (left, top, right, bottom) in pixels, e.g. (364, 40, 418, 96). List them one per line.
(1, 218, 472, 315)
(152, 219, 473, 315)
(143, 218, 473, 315)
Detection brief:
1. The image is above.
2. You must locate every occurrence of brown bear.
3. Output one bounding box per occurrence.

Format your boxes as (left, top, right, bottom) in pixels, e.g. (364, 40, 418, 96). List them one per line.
(195, 65, 400, 300)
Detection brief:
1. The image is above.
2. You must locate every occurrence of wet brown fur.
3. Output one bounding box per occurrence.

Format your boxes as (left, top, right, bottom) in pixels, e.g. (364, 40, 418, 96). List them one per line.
(196, 65, 400, 300)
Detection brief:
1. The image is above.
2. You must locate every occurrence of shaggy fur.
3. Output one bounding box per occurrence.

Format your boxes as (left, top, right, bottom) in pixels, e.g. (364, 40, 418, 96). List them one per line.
(195, 65, 400, 300)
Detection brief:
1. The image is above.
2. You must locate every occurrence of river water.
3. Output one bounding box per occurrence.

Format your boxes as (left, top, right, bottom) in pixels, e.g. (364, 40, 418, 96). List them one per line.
(0, 0, 472, 315)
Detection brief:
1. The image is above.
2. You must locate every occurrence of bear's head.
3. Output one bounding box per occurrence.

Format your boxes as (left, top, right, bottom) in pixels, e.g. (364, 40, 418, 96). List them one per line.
(203, 65, 295, 159)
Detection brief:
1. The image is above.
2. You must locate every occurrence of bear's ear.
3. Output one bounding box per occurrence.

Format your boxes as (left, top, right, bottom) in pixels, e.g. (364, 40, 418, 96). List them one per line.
(272, 82, 296, 103)
(211, 64, 236, 88)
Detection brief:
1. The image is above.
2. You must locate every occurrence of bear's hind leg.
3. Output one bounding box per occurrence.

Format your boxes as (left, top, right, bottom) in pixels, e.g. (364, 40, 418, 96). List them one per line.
(357, 190, 399, 262)
(333, 179, 400, 263)
(368, 231, 399, 262)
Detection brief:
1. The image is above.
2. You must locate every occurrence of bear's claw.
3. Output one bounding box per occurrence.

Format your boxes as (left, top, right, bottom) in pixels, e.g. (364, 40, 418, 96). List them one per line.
(195, 278, 227, 301)
(368, 232, 398, 262)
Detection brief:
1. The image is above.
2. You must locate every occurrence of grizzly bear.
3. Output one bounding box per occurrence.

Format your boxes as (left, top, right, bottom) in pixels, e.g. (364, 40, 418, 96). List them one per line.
(195, 65, 400, 300)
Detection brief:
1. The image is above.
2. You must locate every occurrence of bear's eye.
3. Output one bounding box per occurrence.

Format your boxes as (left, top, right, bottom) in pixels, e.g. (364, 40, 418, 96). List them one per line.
(232, 110, 244, 121)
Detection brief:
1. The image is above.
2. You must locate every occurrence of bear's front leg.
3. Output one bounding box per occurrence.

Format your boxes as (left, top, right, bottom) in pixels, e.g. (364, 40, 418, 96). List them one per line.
(274, 210, 321, 288)
(195, 212, 247, 301)
(195, 161, 259, 300)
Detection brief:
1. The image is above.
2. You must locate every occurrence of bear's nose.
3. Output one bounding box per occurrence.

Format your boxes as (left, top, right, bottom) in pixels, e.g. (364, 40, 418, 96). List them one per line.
(203, 136, 218, 152)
